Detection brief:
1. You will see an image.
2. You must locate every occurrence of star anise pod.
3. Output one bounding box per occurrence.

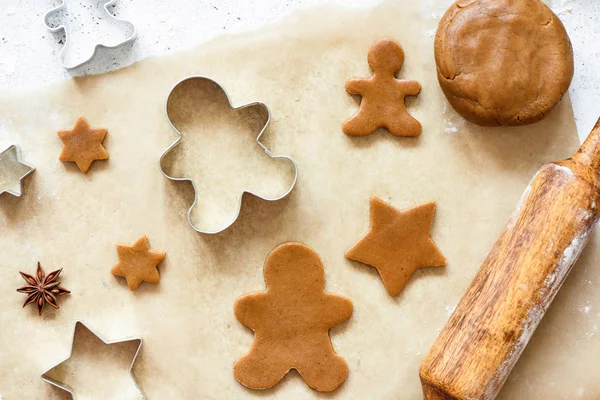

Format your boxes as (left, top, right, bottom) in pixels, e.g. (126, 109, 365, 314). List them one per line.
(17, 262, 70, 315)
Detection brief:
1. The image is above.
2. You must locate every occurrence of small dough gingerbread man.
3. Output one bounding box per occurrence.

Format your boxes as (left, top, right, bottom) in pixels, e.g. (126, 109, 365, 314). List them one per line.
(343, 39, 422, 137)
(234, 242, 353, 392)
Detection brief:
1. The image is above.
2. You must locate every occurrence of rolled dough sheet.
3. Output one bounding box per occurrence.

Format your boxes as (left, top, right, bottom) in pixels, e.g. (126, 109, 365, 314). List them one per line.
(0, 0, 598, 399)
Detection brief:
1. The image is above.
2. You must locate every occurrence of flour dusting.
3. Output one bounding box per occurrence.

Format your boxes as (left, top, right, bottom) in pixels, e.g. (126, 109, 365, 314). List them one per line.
(579, 304, 591, 314)
(442, 101, 465, 134)
(552, 0, 574, 15)
(546, 239, 554, 254)
(486, 225, 594, 398)
(553, 164, 575, 178)
(585, 326, 598, 339)
(559, 231, 588, 272)
(445, 124, 458, 134)
(576, 208, 593, 223)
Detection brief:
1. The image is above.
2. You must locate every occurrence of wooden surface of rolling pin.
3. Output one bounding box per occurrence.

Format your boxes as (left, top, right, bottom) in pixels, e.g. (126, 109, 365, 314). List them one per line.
(420, 118, 600, 400)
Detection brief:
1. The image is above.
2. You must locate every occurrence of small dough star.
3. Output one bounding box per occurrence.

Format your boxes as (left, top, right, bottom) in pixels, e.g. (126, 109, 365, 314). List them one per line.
(58, 117, 108, 173)
(111, 235, 166, 291)
(0, 145, 35, 197)
(345, 197, 446, 296)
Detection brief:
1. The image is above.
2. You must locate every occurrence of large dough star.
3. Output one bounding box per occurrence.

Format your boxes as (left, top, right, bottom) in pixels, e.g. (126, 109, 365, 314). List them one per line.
(345, 197, 447, 296)
(111, 235, 166, 291)
(0, 145, 35, 197)
(58, 117, 108, 173)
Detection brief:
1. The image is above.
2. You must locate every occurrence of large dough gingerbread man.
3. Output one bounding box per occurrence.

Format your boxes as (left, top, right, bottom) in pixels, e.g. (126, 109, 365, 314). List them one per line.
(234, 242, 353, 392)
(343, 39, 422, 137)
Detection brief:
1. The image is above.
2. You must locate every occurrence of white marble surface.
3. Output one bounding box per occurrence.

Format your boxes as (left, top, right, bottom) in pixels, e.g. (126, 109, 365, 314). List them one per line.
(0, 0, 598, 138)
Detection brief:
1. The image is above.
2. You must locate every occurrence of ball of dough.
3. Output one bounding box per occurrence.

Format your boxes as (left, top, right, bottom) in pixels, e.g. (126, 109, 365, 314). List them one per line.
(434, 0, 574, 127)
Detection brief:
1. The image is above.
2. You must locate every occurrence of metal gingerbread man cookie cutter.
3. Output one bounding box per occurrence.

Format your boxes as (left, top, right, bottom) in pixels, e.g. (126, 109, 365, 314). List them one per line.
(44, 0, 137, 69)
(159, 76, 299, 234)
(41, 321, 145, 399)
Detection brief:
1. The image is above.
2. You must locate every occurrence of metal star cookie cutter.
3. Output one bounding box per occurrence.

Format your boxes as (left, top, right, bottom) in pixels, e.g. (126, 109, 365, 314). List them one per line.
(41, 321, 145, 399)
(0, 145, 35, 197)
(159, 76, 299, 234)
(44, 0, 137, 69)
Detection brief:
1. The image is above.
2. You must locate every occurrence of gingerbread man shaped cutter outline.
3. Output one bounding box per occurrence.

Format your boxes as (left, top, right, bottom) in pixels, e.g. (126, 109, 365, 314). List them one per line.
(159, 76, 299, 235)
(44, 0, 138, 69)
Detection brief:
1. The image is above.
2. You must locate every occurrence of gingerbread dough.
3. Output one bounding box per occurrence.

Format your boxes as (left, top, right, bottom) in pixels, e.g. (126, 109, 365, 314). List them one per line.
(111, 235, 166, 291)
(346, 198, 446, 296)
(343, 39, 421, 137)
(58, 116, 109, 173)
(435, 0, 574, 126)
(0, 1, 597, 399)
(234, 242, 353, 392)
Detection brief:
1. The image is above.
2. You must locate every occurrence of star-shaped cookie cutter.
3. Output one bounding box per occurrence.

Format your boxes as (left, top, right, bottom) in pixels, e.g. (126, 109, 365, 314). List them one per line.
(44, 0, 137, 69)
(159, 76, 299, 234)
(41, 321, 145, 399)
(0, 145, 35, 197)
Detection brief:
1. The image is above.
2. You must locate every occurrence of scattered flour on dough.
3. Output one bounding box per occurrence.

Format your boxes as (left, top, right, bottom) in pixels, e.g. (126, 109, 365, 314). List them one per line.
(445, 304, 456, 317)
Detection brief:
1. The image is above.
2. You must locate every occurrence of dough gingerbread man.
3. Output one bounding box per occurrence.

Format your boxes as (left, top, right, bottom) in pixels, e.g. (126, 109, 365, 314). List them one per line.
(234, 242, 353, 392)
(343, 39, 422, 137)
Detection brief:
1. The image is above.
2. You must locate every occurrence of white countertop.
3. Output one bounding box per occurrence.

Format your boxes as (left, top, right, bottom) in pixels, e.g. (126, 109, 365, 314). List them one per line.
(0, 0, 598, 140)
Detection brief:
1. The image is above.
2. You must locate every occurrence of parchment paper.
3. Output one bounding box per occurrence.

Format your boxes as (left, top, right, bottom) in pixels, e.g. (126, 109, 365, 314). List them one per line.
(1, 0, 599, 399)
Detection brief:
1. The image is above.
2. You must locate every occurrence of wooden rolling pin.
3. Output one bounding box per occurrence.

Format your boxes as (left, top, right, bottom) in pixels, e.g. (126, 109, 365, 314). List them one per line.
(420, 118, 600, 400)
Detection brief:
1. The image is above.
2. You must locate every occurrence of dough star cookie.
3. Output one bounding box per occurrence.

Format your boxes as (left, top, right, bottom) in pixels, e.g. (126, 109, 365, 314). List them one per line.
(58, 117, 109, 173)
(234, 242, 353, 392)
(111, 235, 166, 291)
(346, 197, 446, 296)
(435, 0, 574, 126)
(343, 39, 421, 137)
